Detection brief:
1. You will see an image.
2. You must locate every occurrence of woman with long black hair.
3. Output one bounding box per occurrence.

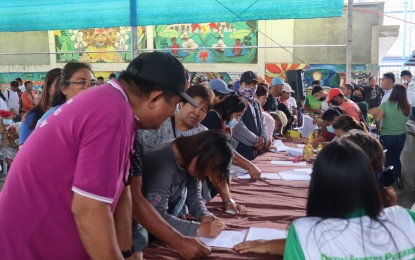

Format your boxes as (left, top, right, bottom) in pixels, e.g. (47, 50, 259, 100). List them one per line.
(235, 139, 415, 258)
(141, 130, 233, 238)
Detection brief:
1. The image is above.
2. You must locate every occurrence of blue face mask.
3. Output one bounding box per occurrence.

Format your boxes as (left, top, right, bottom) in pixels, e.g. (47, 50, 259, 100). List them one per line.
(2, 119, 12, 125)
(227, 118, 239, 128)
(326, 125, 335, 133)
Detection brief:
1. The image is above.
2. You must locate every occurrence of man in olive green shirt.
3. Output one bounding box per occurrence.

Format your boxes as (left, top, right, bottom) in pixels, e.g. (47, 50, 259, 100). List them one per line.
(304, 81, 322, 114)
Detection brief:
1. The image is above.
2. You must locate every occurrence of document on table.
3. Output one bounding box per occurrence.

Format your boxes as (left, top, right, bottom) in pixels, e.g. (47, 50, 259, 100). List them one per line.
(229, 165, 248, 176)
(199, 230, 247, 248)
(287, 148, 304, 157)
(293, 168, 312, 174)
(245, 227, 288, 241)
(273, 140, 293, 152)
(270, 160, 307, 166)
(279, 170, 311, 181)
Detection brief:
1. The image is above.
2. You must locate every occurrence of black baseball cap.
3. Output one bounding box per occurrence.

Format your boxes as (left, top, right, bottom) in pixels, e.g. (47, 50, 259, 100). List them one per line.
(240, 71, 258, 84)
(126, 52, 198, 107)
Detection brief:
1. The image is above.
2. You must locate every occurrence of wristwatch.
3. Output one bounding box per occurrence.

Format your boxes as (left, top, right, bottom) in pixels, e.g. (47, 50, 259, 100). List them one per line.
(121, 245, 134, 259)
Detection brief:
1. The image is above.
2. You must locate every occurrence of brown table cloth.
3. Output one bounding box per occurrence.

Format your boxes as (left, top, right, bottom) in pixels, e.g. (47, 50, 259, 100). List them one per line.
(143, 148, 311, 259)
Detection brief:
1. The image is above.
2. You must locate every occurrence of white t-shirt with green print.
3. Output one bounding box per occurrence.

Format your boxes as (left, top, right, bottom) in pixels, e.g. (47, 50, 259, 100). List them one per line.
(284, 206, 415, 260)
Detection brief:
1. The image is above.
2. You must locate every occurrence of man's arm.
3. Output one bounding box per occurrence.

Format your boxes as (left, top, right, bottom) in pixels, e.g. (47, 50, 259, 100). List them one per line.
(113, 186, 133, 254)
(131, 176, 211, 259)
(72, 193, 124, 260)
(304, 105, 320, 113)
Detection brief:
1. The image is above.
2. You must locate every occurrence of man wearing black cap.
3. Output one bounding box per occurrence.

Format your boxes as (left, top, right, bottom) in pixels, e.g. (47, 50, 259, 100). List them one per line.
(234, 71, 268, 160)
(0, 52, 210, 260)
(122, 52, 210, 259)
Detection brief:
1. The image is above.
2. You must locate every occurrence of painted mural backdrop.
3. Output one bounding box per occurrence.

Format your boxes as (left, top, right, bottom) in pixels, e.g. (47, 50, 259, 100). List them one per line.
(55, 27, 146, 63)
(154, 21, 257, 63)
(265, 63, 369, 88)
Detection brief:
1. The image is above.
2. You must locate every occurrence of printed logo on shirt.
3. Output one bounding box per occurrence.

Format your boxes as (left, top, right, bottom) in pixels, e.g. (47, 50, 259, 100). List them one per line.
(147, 193, 161, 207)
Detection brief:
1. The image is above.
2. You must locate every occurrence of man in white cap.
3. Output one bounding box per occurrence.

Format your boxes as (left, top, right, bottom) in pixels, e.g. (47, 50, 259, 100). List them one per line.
(277, 83, 298, 127)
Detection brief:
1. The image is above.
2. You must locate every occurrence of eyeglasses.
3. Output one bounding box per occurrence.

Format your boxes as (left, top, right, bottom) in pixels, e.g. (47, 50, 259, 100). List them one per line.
(65, 80, 97, 89)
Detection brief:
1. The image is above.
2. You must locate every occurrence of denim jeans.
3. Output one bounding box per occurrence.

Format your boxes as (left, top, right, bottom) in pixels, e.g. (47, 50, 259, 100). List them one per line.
(132, 219, 149, 251)
(380, 133, 406, 178)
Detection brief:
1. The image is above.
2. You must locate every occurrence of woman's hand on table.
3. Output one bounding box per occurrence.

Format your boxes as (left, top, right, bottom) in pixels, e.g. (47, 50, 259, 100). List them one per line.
(234, 239, 286, 255)
(173, 236, 212, 259)
(247, 163, 261, 180)
(223, 200, 247, 215)
(198, 216, 225, 238)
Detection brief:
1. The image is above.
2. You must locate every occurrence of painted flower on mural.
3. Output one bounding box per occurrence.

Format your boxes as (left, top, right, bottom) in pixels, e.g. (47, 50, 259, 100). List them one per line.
(182, 39, 198, 53)
(69, 30, 87, 50)
(198, 50, 209, 62)
(115, 27, 130, 50)
(78, 53, 91, 63)
(212, 39, 226, 52)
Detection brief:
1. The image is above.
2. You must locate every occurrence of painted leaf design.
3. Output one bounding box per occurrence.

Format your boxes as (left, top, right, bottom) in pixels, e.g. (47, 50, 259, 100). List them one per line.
(158, 29, 179, 38)
(229, 29, 252, 39)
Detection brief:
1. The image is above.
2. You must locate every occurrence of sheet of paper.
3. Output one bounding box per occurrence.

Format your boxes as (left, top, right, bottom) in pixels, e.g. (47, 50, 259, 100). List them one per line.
(287, 148, 304, 157)
(279, 171, 311, 181)
(293, 168, 312, 174)
(273, 140, 293, 152)
(229, 165, 248, 176)
(273, 140, 284, 146)
(199, 230, 247, 249)
(270, 160, 307, 166)
(245, 227, 288, 241)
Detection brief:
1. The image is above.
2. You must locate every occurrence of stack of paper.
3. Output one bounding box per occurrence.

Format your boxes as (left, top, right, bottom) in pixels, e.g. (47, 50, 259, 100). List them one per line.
(245, 227, 288, 241)
(199, 230, 247, 249)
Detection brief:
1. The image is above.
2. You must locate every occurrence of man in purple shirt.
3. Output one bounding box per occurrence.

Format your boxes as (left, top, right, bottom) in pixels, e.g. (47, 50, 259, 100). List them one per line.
(0, 52, 209, 260)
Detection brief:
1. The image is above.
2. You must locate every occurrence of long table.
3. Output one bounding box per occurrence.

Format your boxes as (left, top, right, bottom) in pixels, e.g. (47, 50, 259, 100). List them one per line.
(143, 149, 311, 259)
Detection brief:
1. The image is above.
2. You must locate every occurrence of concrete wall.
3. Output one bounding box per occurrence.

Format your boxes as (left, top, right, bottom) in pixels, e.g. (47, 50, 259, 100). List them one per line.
(263, 20, 295, 63)
(293, 4, 382, 64)
(0, 32, 50, 66)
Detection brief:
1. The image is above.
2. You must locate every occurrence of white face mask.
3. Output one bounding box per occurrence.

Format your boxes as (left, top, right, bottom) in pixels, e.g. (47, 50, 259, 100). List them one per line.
(2, 119, 12, 125)
(227, 118, 239, 128)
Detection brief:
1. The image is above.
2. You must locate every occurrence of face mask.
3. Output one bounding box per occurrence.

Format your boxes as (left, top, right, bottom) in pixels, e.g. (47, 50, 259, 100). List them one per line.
(227, 118, 239, 128)
(238, 88, 256, 103)
(350, 95, 363, 102)
(2, 119, 12, 125)
(326, 125, 335, 133)
(319, 96, 325, 102)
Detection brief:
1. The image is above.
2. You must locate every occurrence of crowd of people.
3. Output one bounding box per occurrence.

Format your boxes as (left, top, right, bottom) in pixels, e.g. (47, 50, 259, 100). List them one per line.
(0, 51, 414, 259)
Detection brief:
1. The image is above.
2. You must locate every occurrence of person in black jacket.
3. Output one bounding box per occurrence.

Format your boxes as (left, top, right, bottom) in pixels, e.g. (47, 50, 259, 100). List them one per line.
(234, 71, 268, 160)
